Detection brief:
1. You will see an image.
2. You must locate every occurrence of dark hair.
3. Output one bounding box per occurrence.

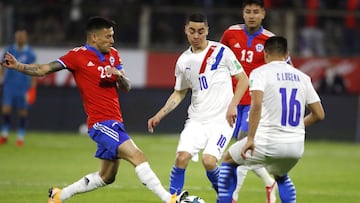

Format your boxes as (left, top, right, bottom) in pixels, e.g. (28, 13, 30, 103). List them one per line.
(242, 0, 264, 8)
(185, 13, 208, 25)
(264, 36, 288, 56)
(86, 16, 116, 33)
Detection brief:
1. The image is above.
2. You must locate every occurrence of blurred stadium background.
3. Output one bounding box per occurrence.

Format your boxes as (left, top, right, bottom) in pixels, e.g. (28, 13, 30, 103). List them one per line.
(0, 0, 360, 142)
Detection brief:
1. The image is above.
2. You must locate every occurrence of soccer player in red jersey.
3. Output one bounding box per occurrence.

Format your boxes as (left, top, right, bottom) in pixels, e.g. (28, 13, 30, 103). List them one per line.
(220, 0, 278, 203)
(1, 16, 187, 203)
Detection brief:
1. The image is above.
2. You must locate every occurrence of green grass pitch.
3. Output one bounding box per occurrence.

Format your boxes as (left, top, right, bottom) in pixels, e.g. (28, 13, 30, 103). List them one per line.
(0, 131, 359, 203)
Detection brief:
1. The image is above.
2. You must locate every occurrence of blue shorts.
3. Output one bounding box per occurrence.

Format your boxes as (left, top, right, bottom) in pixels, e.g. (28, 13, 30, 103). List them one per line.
(2, 86, 28, 109)
(232, 105, 250, 139)
(88, 120, 130, 160)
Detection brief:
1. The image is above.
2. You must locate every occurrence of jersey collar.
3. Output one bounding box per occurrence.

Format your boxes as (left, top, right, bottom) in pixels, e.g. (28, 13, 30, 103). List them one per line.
(85, 44, 106, 62)
(14, 44, 30, 52)
(244, 25, 263, 37)
(244, 25, 264, 47)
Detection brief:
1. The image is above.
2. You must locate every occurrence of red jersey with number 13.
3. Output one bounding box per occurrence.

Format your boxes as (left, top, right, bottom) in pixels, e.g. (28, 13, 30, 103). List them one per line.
(221, 24, 274, 105)
(57, 45, 123, 128)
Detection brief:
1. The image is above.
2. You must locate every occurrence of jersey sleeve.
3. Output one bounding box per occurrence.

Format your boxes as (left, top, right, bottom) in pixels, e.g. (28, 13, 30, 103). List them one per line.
(220, 28, 230, 45)
(249, 68, 266, 92)
(305, 75, 321, 104)
(57, 49, 78, 70)
(112, 48, 123, 70)
(174, 59, 190, 91)
(220, 26, 237, 48)
(223, 46, 244, 76)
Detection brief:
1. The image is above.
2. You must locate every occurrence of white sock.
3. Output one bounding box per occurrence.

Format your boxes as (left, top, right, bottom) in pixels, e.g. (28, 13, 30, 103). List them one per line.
(232, 165, 249, 201)
(135, 162, 171, 203)
(253, 167, 274, 186)
(60, 172, 106, 201)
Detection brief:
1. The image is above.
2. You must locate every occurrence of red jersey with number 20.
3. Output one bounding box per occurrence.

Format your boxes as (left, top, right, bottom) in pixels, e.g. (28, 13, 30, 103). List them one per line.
(57, 45, 123, 128)
(221, 24, 274, 105)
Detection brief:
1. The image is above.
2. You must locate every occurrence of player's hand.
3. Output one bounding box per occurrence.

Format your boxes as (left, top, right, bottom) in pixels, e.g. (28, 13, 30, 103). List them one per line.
(241, 140, 255, 160)
(147, 116, 161, 133)
(1, 52, 18, 69)
(106, 67, 124, 78)
(226, 104, 237, 127)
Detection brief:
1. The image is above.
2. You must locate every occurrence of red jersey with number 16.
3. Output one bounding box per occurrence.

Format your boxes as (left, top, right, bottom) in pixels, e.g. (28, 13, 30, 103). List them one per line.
(221, 24, 274, 105)
(57, 45, 123, 128)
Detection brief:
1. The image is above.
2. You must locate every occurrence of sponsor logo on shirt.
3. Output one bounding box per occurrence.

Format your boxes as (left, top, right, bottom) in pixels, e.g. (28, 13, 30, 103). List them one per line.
(87, 61, 95, 66)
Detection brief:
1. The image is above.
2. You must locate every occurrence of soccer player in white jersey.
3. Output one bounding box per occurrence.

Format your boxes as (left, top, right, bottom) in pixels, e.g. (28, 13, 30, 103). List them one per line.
(147, 13, 249, 198)
(217, 36, 325, 203)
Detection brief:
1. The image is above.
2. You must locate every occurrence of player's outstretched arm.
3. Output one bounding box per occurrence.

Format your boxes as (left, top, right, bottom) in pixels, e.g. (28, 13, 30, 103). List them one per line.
(1, 52, 63, 76)
(147, 89, 188, 133)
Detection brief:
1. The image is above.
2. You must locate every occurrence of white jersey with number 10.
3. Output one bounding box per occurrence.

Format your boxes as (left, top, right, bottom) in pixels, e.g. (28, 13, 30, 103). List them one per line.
(174, 41, 244, 123)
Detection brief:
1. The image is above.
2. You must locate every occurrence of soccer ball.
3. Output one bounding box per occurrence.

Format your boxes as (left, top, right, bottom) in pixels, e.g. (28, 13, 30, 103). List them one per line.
(180, 195, 205, 203)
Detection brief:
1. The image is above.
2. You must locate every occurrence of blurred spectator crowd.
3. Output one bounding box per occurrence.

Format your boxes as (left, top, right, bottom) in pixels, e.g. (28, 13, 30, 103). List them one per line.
(0, 0, 359, 57)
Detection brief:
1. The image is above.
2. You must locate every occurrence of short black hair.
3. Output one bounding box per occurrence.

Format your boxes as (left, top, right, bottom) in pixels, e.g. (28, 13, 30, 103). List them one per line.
(242, 0, 264, 8)
(86, 16, 116, 33)
(185, 13, 208, 26)
(264, 36, 288, 56)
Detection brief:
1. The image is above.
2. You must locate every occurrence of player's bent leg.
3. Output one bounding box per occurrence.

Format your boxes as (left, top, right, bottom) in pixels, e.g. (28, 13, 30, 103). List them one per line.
(202, 154, 220, 192)
(232, 165, 249, 202)
(265, 181, 278, 203)
(136, 162, 176, 203)
(218, 162, 238, 203)
(252, 167, 277, 203)
(119, 139, 175, 203)
(275, 174, 296, 203)
(170, 165, 186, 195)
(170, 151, 191, 195)
(51, 171, 107, 202)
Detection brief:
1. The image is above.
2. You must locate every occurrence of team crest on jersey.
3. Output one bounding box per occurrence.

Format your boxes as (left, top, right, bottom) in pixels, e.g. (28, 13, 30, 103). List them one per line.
(255, 44, 264, 52)
(109, 56, 115, 66)
(18, 55, 28, 63)
(206, 56, 216, 65)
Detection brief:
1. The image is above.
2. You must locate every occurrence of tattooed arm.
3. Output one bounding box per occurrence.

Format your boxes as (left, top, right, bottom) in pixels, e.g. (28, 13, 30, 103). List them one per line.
(106, 67, 131, 93)
(147, 89, 188, 133)
(1, 52, 64, 76)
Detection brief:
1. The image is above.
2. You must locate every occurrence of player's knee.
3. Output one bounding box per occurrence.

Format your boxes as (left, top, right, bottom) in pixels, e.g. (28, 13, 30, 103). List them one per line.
(201, 154, 217, 170)
(175, 151, 191, 167)
(132, 150, 147, 165)
(222, 151, 234, 163)
(120, 148, 147, 166)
